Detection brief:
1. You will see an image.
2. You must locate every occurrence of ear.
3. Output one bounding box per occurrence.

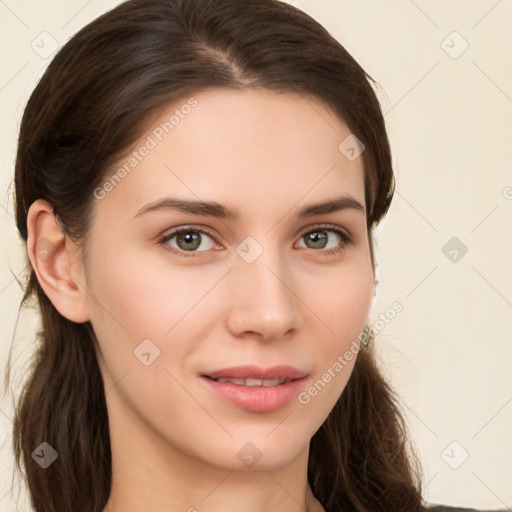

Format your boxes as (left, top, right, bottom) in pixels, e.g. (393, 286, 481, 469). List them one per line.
(26, 199, 90, 323)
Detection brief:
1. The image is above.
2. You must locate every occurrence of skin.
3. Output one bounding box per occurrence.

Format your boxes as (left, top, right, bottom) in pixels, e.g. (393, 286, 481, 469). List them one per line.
(27, 89, 375, 512)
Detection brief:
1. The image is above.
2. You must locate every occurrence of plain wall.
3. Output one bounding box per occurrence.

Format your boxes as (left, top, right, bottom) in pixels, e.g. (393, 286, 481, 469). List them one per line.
(1, 0, 511, 510)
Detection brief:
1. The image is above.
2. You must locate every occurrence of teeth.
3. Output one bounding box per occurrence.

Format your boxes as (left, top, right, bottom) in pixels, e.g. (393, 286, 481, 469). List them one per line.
(215, 377, 284, 386)
(216, 378, 246, 385)
(262, 378, 281, 387)
(246, 377, 263, 387)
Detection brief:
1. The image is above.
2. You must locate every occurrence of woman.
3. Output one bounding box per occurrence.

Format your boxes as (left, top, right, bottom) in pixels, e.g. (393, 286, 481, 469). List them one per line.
(6, 0, 496, 510)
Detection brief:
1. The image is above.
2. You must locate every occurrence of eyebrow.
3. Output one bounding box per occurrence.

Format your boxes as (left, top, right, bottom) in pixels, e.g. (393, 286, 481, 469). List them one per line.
(133, 195, 365, 220)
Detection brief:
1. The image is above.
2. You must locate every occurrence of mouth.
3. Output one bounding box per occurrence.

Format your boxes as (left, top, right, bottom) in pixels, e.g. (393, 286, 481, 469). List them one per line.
(204, 376, 294, 387)
(200, 365, 309, 412)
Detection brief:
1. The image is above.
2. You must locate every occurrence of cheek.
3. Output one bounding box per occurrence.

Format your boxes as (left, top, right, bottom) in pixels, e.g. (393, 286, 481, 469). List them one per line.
(297, 257, 373, 402)
(85, 249, 229, 391)
(87, 248, 224, 338)
(86, 251, 220, 420)
(303, 257, 374, 344)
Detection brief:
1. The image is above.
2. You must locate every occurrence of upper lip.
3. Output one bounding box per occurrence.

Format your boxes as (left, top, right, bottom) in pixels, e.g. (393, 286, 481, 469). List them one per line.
(203, 365, 307, 381)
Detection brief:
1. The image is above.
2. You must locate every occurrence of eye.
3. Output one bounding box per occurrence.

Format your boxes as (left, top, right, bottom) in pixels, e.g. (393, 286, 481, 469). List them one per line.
(159, 227, 217, 255)
(296, 224, 351, 255)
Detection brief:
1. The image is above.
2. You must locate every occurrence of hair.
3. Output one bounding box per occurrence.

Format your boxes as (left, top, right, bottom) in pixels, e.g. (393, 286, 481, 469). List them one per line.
(5, 0, 426, 510)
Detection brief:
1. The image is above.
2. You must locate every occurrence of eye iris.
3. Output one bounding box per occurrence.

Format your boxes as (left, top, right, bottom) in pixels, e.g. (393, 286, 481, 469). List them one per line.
(306, 230, 328, 249)
(177, 231, 201, 251)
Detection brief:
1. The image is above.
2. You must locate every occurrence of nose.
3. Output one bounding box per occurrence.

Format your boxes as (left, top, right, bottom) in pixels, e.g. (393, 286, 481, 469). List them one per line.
(225, 246, 301, 342)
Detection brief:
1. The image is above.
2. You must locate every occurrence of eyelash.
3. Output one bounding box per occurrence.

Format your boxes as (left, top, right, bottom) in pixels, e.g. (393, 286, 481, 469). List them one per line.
(158, 223, 353, 258)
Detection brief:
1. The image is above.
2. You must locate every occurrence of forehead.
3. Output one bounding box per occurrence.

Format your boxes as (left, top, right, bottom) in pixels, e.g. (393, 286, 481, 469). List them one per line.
(95, 88, 366, 221)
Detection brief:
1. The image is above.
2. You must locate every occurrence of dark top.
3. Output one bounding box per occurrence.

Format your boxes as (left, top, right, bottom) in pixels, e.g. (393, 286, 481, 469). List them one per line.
(428, 506, 507, 512)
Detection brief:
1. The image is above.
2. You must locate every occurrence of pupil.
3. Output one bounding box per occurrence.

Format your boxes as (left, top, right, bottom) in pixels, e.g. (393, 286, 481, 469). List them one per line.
(308, 231, 327, 249)
(178, 232, 200, 251)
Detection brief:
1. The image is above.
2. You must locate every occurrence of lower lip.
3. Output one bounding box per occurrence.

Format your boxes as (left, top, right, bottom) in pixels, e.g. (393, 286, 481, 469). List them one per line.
(201, 376, 308, 412)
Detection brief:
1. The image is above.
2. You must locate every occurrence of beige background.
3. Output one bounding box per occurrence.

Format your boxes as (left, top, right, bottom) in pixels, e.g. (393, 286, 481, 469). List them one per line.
(1, 0, 511, 510)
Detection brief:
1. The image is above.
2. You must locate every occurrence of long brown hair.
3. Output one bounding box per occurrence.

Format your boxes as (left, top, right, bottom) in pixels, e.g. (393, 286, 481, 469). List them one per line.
(6, 0, 425, 510)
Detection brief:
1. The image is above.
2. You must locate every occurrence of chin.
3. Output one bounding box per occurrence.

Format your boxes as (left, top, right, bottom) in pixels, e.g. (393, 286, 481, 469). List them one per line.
(209, 432, 311, 472)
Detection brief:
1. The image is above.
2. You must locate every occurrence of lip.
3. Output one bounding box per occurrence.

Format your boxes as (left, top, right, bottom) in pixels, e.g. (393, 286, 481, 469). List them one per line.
(204, 365, 307, 381)
(201, 365, 309, 412)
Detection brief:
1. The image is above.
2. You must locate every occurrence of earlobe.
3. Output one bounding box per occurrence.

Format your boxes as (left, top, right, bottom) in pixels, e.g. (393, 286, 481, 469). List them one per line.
(26, 199, 90, 323)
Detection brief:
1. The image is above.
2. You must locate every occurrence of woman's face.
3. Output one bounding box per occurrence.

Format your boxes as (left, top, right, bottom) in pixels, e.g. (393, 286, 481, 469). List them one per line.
(84, 88, 374, 472)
